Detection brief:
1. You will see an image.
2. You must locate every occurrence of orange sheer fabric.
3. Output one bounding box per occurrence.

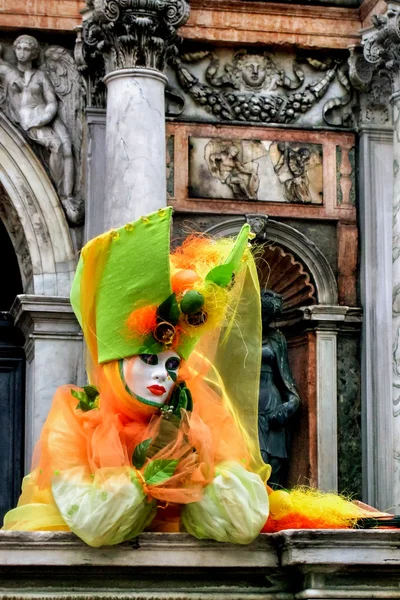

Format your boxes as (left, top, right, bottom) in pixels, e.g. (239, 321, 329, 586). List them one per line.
(16, 352, 250, 523)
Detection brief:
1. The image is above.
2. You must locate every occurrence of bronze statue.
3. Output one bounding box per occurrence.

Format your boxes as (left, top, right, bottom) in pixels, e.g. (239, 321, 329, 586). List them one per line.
(259, 290, 301, 488)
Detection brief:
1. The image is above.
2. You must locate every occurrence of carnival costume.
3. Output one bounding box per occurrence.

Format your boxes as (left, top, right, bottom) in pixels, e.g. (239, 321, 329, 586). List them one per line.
(3, 207, 271, 546)
(4, 207, 398, 545)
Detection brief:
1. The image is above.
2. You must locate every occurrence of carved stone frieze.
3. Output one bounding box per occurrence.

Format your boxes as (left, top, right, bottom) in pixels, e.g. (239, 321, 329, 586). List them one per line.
(169, 49, 354, 128)
(80, 0, 190, 78)
(0, 35, 85, 225)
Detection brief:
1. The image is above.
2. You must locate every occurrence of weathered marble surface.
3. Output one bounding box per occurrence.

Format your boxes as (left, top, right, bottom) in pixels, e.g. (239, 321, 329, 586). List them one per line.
(104, 69, 168, 229)
(362, 0, 400, 514)
(11, 295, 83, 471)
(1, 531, 400, 599)
(359, 126, 393, 511)
(392, 93, 400, 514)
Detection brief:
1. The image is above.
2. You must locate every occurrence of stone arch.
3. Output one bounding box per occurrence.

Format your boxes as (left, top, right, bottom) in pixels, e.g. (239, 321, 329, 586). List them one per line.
(0, 113, 76, 296)
(206, 216, 338, 305)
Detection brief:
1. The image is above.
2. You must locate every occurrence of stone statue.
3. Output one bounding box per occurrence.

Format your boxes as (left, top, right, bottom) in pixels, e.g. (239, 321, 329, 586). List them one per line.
(0, 35, 83, 224)
(259, 289, 301, 488)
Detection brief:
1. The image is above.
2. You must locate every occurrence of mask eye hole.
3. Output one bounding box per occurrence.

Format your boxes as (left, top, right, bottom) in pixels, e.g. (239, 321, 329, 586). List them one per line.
(166, 357, 180, 371)
(139, 354, 158, 366)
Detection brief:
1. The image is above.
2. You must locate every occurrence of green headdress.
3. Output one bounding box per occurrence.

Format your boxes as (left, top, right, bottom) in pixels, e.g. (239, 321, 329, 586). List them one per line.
(70, 207, 252, 364)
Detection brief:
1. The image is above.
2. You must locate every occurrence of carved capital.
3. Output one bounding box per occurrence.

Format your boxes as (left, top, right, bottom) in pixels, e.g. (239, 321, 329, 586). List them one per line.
(362, 1, 400, 95)
(348, 45, 392, 126)
(81, 0, 190, 75)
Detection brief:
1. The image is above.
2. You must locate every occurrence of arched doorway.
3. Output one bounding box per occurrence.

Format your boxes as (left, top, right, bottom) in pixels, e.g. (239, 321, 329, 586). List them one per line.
(0, 218, 24, 522)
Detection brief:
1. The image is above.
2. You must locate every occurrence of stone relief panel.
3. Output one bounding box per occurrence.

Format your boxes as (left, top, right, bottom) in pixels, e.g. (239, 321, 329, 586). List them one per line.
(168, 48, 354, 129)
(0, 35, 85, 225)
(189, 137, 323, 204)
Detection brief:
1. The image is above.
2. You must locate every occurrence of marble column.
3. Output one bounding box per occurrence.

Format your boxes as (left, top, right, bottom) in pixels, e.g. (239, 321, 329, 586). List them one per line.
(12, 295, 84, 471)
(103, 69, 167, 230)
(79, 0, 190, 230)
(363, 3, 400, 512)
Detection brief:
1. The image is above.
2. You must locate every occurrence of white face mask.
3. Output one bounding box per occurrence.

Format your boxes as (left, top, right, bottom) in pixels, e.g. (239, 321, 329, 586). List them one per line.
(122, 350, 181, 407)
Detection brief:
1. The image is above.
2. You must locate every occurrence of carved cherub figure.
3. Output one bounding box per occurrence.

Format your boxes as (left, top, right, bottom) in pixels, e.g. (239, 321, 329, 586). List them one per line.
(0, 35, 83, 224)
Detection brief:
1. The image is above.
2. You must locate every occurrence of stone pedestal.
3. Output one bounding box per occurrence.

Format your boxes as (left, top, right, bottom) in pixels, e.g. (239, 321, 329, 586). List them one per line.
(11, 295, 83, 472)
(104, 69, 168, 229)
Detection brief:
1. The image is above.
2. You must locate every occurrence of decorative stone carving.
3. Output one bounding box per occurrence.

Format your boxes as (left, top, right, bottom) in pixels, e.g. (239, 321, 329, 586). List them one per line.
(0, 111, 76, 297)
(363, 9, 400, 91)
(170, 49, 353, 127)
(336, 144, 356, 206)
(259, 245, 317, 313)
(348, 46, 392, 126)
(189, 137, 323, 204)
(80, 0, 190, 76)
(0, 35, 84, 225)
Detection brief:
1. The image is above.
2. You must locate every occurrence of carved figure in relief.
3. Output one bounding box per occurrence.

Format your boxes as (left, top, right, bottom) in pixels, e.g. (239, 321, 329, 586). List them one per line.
(207, 141, 260, 200)
(259, 290, 301, 488)
(0, 36, 83, 224)
(270, 142, 323, 204)
(172, 50, 353, 127)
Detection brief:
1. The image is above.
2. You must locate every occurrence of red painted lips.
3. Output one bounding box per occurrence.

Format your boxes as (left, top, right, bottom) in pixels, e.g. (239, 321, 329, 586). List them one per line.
(147, 385, 166, 396)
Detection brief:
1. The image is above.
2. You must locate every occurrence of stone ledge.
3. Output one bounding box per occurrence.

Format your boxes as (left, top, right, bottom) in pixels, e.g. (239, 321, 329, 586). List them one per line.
(2, 531, 400, 599)
(1, 530, 400, 568)
(0, 531, 278, 568)
(279, 529, 400, 566)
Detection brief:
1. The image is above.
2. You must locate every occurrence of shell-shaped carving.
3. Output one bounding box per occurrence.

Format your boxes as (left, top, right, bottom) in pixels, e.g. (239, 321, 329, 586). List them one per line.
(258, 244, 316, 312)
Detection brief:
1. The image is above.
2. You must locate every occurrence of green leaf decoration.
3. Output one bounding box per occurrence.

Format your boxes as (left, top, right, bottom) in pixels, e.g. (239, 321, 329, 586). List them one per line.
(144, 459, 179, 485)
(205, 224, 251, 288)
(205, 263, 234, 287)
(83, 385, 99, 399)
(137, 336, 163, 355)
(167, 369, 177, 382)
(166, 381, 193, 416)
(71, 387, 99, 412)
(157, 293, 180, 325)
(133, 438, 153, 469)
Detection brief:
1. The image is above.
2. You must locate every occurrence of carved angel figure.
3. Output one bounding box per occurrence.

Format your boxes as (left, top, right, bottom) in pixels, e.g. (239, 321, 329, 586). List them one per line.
(0, 35, 83, 224)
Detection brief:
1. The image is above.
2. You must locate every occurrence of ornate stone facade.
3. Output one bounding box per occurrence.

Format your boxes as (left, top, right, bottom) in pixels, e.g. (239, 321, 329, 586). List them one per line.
(169, 48, 354, 128)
